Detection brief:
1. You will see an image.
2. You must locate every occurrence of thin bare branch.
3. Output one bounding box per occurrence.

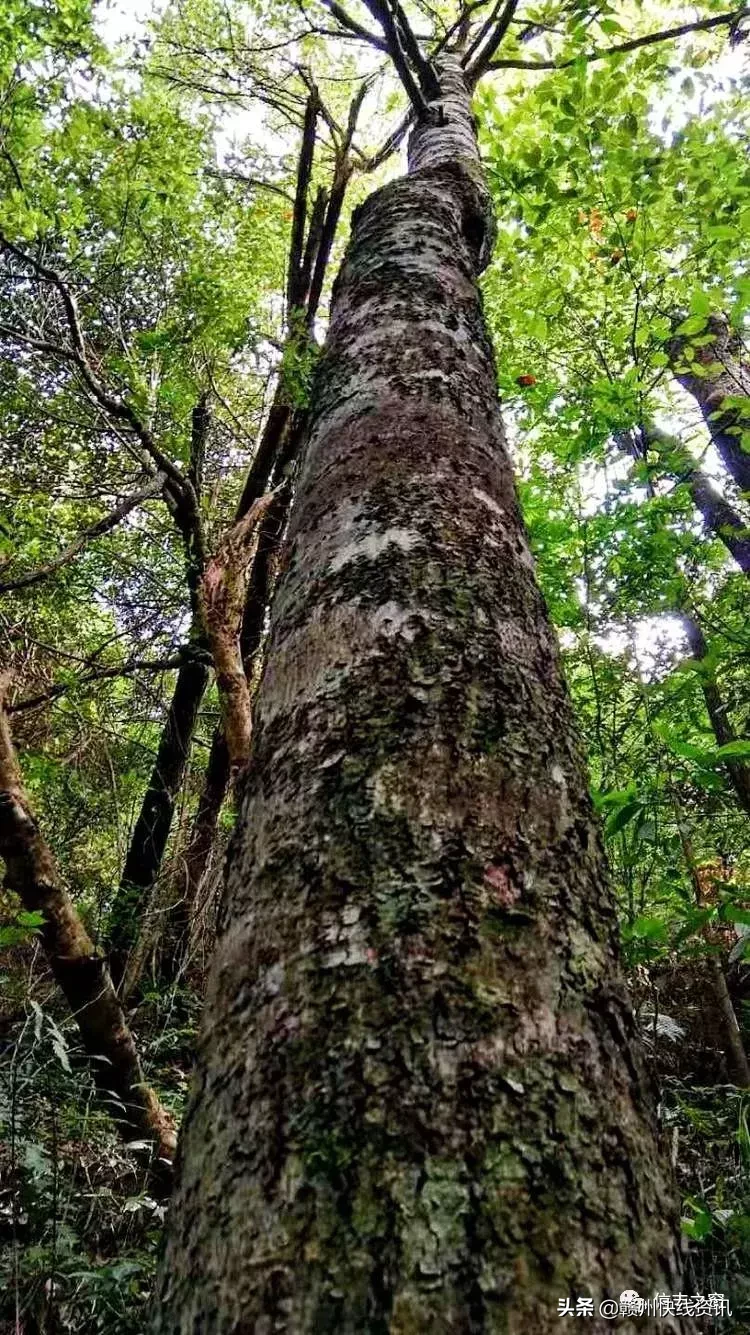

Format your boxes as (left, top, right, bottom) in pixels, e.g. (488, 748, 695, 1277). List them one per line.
(0, 474, 166, 594)
(486, 6, 750, 74)
(319, 0, 388, 50)
(205, 167, 294, 203)
(7, 653, 189, 714)
(465, 0, 519, 80)
(0, 231, 206, 573)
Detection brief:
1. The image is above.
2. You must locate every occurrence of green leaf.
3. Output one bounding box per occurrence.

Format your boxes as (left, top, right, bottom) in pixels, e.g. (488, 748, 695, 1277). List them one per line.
(674, 314, 708, 337)
(631, 915, 667, 942)
(722, 906, 750, 927)
(605, 800, 643, 838)
(682, 1210, 713, 1241)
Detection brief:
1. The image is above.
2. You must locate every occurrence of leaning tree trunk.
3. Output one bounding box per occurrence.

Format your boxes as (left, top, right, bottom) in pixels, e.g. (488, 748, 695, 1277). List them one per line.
(0, 685, 176, 1173)
(677, 824, 750, 1088)
(669, 314, 750, 495)
(156, 60, 688, 1333)
(687, 465, 750, 574)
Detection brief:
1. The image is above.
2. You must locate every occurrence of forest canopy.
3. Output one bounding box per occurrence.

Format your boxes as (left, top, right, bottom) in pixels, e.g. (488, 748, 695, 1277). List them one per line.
(1, 1, 750, 1331)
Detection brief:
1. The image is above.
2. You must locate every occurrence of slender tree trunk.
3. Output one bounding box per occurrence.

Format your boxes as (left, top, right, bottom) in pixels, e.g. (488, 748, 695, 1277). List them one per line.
(0, 686, 176, 1172)
(158, 103, 350, 976)
(677, 824, 750, 1088)
(669, 314, 750, 495)
(640, 424, 750, 575)
(615, 431, 750, 816)
(107, 647, 210, 989)
(108, 398, 213, 989)
(681, 614, 750, 819)
(164, 729, 230, 977)
(619, 425, 750, 575)
(708, 957, 750, 1087)
(155, 60, 687, 1333)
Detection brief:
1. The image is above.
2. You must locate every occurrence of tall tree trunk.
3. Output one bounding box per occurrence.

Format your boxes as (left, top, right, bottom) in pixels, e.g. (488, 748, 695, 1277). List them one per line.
(615, 430, 750, 816)
(0, 684, 176, 1173)
(158, 104, 351, 978)
(681, 614, 750, 819)
(708, 956, 750, 1087)
(107, 647, 210, 990)
(164, 729, 230, 978)
(669, 314, 750, 495)
(155, 59, 687, 1332)
(618, 425, 750, 575)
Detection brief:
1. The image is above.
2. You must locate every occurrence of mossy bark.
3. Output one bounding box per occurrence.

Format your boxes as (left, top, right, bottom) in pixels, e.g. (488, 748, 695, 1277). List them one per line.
(156, 60, 689, 1334)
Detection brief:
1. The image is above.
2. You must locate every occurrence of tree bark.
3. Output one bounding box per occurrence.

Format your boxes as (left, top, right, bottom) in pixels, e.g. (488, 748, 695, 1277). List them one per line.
(0, 685, 176, 1173)
(156, 59, 687, 1333)
(669, 314, 750, 495)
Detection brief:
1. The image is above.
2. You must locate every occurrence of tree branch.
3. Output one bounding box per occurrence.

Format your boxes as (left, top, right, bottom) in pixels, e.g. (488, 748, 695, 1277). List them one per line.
(287, 91, 319, 316)
(486, 6, 750, 74)
(464, 0, 519, 80)
(361, 0, 429, 113)
(0, 232, 200, 524)
(319, 0, 388, 50)
(7, 653, 188, 714)
(0, 474, 166, 594)
(205, 167, 295, 203)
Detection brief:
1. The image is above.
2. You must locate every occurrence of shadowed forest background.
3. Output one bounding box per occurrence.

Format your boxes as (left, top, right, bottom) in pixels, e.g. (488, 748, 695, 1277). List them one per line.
(1, 0, 750, 1330)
